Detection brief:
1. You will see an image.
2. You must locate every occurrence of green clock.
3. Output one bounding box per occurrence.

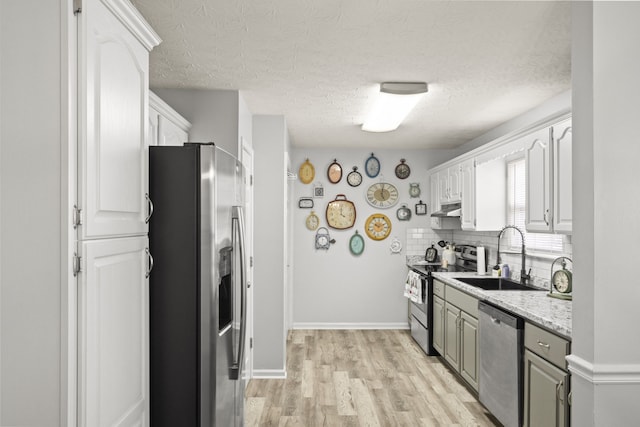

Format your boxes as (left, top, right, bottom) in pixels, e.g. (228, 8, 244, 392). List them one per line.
(349, 230, 365, 256)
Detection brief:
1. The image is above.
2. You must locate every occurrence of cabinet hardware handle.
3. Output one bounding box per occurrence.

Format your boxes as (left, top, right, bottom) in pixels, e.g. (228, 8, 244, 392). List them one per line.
(556, 381, 564, 403)
(145, 193, 154, 224)
(145, 247, 154, 278)
(537, 340, 550, 349)
(568, 390, 572, 406)
(544, 209, 549, 226)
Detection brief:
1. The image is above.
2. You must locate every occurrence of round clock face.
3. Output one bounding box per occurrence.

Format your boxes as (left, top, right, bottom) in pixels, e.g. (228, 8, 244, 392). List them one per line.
(396, 204, 411, 221)
(305, 211, 319, 230)
(552, 269, 572, 293)
(395, 159, 411, 179)
(299, 159, 315, 184)
(326, 195, 356, 229)
(349, 231, 365, 256)
(366, 182, 399, 208)
(365, 153, 380, 178)
(315, 228, 332, 250)
(327, 160, 342, 183)
(365, 213, 392, 241)
(390, 237, 402, 254)
(347, 167, 363, 187)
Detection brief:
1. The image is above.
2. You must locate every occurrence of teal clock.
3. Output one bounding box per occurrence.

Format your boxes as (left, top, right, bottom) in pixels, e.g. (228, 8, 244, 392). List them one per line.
(349, 230, 365, 256)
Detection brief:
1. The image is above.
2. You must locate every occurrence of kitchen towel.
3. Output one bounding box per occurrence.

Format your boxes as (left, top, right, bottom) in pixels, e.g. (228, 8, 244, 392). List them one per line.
(404, 271, 421, 303)
(476, 246, 486, 275)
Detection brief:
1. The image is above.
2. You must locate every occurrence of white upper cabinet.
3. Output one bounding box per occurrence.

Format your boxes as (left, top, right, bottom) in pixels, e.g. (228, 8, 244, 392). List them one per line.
(78, 0, 160, 240)
(149, 91, 191, 146)
(525, 127, 553, 232)
(525, 120, 572, 234)
(552, 119, 572, 233)
(460, 158, 506, 231)
(439, 165, 462, 204)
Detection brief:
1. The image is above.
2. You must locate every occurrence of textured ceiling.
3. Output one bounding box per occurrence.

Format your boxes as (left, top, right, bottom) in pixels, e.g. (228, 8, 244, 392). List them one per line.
(130, 0, 571, 149)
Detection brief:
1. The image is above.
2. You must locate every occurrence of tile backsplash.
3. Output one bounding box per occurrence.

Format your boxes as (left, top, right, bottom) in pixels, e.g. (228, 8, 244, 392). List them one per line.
(406, 227, 573, 290)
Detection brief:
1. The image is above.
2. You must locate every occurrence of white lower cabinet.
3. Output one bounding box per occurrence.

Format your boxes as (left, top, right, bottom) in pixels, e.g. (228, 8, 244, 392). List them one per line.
(78, 236, 150, 427)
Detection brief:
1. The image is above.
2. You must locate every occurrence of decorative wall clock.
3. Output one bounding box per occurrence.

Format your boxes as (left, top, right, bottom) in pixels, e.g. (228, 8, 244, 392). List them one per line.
(415, 200, 427, 215)
(395, 159, 411, 179)
(313, 182, 324, 198)
(325, 194, 356, 229)
(327, 159, 343, 183)
(349, 230, 365, 256)
(315, 227, 335, 250)
(347, 166, 363, 187)
(298, 159, 315, 184)
(365, 213, 392, 241)
(366, 182, 399, 208)
(409, 183, 421, 198)
(365, 153, 381, 178)
(390, 237, 403, 254)
(305, 211, 320, 230)
(298, 197, 314, 208)
(396, 204, 412, 221)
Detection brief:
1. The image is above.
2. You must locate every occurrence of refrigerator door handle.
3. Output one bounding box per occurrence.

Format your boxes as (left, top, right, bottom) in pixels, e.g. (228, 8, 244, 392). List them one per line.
(230, 205, 247, 380)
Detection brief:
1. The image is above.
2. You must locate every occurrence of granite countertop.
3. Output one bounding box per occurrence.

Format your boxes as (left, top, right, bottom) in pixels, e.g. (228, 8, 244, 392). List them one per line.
(405, 256, 572, 339)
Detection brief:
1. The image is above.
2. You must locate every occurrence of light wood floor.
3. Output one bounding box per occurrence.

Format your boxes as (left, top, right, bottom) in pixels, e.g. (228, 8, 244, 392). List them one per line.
(245, 329, 500, 426)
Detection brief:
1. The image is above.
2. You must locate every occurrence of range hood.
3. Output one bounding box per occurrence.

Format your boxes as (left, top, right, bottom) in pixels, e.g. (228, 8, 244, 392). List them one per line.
(431, 202, 461, 217)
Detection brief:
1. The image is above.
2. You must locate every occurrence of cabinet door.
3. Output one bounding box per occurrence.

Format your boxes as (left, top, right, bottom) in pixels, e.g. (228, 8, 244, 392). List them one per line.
(438, 170, 450, 204)
(553, 119, 572, 233)
(523, 350, 569, 427)
(79, 0, 150, 239)
(432, 296, 445, 355)
(158, 115, 189, 146)
(448, 165, 462, 202)
(460, 159, 475, 230)
(459, 311, 479, 391)
(525, 127, 553, 232)
(78, 236, 150, 427)
(444, 303, 461, 370)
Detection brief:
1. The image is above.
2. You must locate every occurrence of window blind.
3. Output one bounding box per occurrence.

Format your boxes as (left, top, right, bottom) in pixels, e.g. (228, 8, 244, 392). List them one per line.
(506, 158, 564, 252)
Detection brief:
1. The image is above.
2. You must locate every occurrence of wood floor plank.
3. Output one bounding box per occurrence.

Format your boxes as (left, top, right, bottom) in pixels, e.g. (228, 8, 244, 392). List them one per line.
(246, 330, 499, 427)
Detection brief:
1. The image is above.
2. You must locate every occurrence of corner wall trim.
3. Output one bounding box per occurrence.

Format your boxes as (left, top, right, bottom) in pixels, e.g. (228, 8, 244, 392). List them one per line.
(566, 354, 640, 384)
(252, 369, 287, 379)
(292, 322, 410, 330)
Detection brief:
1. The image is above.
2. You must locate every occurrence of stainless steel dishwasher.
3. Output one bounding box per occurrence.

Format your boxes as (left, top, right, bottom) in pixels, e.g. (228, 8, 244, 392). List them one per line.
(478, 301, 524, 427)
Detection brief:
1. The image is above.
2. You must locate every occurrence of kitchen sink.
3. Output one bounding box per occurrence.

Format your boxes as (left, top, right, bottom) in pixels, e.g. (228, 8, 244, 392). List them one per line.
(453, 277, 544, 291)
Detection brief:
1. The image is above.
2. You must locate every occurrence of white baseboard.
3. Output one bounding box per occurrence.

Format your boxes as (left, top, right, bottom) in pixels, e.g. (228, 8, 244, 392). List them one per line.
(252, 369, 287, 379)
(567, 354, 640, 384)
(292, 322, 410, 330)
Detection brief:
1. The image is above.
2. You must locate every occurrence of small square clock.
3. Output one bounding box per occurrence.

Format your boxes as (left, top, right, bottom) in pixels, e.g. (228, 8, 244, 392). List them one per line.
(415, 201, 427, 215)
(313, 183, 324, 198)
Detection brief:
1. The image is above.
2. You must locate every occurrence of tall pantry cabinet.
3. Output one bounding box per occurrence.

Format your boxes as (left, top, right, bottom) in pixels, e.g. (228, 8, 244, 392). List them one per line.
(76, 1, 160, 426)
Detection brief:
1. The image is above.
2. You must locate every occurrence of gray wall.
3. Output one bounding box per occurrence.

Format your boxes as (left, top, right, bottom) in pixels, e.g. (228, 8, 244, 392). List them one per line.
(571, 2, 640, 424)
(152, 88, 241, 156)
(291, 148, 455, 327)
(252, 115, 289, 375)
(1, 0, 67, 424)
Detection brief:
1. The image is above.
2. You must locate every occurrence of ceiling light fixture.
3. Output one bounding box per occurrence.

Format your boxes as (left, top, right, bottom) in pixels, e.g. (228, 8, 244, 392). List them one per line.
(361, 82, 428, 133)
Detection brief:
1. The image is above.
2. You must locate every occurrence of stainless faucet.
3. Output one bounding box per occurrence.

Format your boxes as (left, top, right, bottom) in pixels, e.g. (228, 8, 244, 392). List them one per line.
(497, 225, 531, 285)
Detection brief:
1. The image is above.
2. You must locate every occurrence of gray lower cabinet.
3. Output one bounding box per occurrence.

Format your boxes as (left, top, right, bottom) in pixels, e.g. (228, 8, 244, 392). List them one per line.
(460, 311, 479, 390)
(433, 279, 479, 392)
(433, 295, 445, 355)
(523, 350, 569, 427)
(523, 322, 571, 427)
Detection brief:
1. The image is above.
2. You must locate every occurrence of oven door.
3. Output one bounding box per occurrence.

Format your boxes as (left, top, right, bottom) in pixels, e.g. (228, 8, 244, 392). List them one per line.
(409, 274, 433, 355)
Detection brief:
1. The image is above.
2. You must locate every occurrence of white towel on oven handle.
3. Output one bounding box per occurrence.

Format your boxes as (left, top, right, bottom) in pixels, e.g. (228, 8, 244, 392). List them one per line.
(404, 271, 421, 303)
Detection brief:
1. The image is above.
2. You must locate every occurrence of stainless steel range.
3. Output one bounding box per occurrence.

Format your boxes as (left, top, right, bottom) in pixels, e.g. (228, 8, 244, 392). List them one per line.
(408, 244, 487, 356)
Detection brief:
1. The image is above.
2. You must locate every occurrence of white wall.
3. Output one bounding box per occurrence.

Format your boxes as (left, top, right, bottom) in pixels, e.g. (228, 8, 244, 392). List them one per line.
(252, 115, 289, 376)
(291, 148, 455, 328)
(152, 88, 241, 156)
(1, 0, 69, 425)
(570, 2, 640, 425)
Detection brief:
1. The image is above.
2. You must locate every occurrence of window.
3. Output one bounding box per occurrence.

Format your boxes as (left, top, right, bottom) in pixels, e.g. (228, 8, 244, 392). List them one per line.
(505, 158, 564, 252)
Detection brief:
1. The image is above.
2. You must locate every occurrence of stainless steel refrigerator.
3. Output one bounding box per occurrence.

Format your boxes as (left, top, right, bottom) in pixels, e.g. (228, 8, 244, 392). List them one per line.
(149, 143, 247, 427)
